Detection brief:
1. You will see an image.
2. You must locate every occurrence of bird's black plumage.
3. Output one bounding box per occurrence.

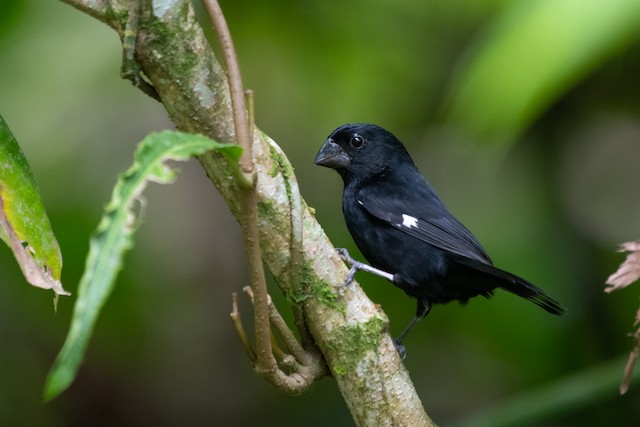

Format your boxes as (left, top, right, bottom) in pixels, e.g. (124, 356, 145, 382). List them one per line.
(315, 123, 565, 351)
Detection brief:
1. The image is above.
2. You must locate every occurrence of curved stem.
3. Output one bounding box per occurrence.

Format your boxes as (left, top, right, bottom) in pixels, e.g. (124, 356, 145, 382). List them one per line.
(201, 0, 253, 179)
(202, 0, 275, 374)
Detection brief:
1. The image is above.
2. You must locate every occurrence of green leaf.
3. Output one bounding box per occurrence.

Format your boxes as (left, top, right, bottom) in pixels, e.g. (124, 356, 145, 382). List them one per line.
(0, 114, 67, 296)
(445, 0, 640, 144)
(43, 130, 241, 401)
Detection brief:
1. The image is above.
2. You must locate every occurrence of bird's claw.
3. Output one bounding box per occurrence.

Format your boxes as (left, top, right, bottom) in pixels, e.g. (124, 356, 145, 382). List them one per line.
(337, 248, 354, 264)
(340, 267, 358, 287)
(337, 248, 358, 287)
(393, 339, 407, 361)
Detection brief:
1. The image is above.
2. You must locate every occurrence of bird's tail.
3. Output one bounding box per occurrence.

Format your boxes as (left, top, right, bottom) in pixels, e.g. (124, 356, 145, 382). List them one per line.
(456, 258, 566, 315)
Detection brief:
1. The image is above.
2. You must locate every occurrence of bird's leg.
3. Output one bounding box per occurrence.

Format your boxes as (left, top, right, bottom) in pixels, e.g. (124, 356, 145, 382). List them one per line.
(393, 300, 432, 360)
(336, 248, 395, 286)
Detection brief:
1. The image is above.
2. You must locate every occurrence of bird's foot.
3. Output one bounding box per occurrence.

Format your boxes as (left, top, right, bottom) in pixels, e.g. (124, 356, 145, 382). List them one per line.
(336, 248, 359, 287)
(393, 339, 407, 361)
(337, 248, 355, 265)
(336, 248, 395, 287)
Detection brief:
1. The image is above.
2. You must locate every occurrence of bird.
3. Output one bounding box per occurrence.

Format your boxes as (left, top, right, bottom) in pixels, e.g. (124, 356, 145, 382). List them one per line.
(314, 123, 565, 357)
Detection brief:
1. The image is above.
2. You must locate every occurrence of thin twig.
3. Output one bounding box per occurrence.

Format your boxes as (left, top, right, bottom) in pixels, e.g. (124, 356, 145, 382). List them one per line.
(243, 286, 307, 363)
(230, 292, 257, 362)
(620, 325, 640, 394)
(201, 0, 253, 180)
(239, 194, 275, 372)
(268, 302, 308, 363)
(203, 0, 275, 375)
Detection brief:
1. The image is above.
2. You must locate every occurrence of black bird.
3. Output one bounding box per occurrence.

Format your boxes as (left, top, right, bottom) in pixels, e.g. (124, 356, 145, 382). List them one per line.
(315, 123, 565, 355)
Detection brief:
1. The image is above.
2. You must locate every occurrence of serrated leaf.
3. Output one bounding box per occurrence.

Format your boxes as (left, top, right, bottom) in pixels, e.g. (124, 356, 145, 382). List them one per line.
(43, 130, 241, 401)
(0, 114, 67, 296)
(445, 0, 640, 144)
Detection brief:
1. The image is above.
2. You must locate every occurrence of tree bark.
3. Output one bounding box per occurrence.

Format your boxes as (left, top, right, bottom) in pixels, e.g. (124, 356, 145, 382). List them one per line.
(61, 1, 435, 425)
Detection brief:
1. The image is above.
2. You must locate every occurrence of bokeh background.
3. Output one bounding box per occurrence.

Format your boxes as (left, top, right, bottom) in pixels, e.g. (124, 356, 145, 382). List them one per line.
(1, 0, 640, 425)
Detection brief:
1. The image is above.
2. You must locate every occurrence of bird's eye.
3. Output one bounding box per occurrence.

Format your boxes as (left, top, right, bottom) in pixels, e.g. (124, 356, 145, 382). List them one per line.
(350, 135, 365, 149)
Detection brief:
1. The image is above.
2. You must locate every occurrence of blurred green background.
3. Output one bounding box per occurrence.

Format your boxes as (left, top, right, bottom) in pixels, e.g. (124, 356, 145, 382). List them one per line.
(1, 0, 640, 425)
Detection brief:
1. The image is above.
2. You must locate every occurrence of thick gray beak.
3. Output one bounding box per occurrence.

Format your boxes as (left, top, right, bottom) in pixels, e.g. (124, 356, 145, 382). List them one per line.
(314, 139, 350, 169)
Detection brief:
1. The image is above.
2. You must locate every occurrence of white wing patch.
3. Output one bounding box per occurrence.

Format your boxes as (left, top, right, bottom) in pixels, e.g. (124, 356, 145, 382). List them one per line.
(401, 214, 418, 229)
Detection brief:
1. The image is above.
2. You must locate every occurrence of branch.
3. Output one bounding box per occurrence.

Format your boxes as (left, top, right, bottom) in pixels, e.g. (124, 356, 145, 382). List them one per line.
(60, 0, 434, 425)
(238, 286, 327, 393)
(230, 292, 256, 361)
(201, 0, 323, 390)
(200, 0, 270, 367)
(201, 0, 253, 179)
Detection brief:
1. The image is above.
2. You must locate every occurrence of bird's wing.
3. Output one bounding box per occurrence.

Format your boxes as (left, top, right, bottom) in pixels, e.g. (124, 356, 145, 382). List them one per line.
(357, 188, 492, 265)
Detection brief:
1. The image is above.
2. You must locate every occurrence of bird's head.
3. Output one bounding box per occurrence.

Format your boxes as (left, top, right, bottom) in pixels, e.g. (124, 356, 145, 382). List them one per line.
(314, 123, 414, 183)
